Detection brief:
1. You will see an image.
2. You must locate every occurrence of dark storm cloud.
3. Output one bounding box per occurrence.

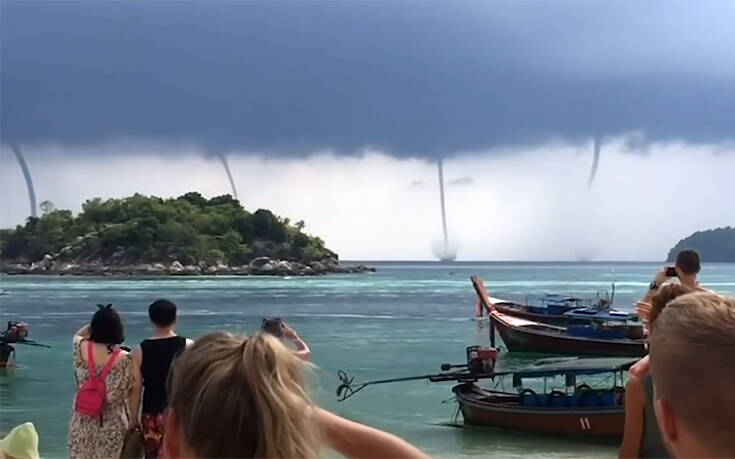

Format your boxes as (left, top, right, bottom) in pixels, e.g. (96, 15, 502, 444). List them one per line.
(2, 2, 734, 157)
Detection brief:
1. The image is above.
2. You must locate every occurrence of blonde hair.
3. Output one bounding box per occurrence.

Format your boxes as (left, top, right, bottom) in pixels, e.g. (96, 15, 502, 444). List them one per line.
(649, 292, 735, 454)
(168, 332, 321, 458)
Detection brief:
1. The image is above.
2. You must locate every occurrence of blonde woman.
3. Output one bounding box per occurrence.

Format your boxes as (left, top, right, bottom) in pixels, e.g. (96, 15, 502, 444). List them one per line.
(163, 332, 429, 459)
(620, 284, 689, 459)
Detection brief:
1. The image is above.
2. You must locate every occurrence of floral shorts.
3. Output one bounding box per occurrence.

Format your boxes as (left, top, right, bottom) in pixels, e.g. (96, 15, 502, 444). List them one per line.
(142, 412, 166, 459)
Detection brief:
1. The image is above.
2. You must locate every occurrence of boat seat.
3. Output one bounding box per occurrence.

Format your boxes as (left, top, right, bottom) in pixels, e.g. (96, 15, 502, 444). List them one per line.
(520, 389, 548, 407)
(567, 326, 626, 339)
(578, 390, 601, 407)
(599, 391, 616, 406)
(548, 391, 568, 407)
(547, 305, 568, 315)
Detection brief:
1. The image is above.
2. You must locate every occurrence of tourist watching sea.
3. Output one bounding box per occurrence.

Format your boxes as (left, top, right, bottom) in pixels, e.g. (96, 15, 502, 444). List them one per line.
(648, 292, 735, 458)
(261, 317, 312, 361)
(163, 332, 428, 459)
(69, 305, 140, 459)
(131, 299, 193, 459)
(632, 249, 712, 378)
(641, 250, 708, 306)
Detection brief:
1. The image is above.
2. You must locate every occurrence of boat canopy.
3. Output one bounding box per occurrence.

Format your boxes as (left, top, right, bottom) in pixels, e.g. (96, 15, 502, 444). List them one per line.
(508, 357, 637, 379)
(564, 308, 638, 322)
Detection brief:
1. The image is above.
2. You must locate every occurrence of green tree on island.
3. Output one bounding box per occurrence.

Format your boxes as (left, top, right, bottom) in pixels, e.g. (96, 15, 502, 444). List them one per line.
(0, 192, 336, 267)
(666, 227, 735, 263)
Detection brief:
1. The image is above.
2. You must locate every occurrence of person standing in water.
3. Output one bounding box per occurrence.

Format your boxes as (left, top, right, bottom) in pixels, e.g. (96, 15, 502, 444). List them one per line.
(131, 299, 192, 459)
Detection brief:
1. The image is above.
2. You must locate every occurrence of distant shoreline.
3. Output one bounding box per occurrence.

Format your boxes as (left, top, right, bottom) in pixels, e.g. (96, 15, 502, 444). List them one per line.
(0, 259, 376, 277)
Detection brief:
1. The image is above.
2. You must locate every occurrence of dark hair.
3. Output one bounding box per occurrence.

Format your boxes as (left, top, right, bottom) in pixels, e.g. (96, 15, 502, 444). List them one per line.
(89, 304, 125, 345)
(675, 249, 701, 275)
(149, 299, 178, 327)
(261, 317, 284, 337)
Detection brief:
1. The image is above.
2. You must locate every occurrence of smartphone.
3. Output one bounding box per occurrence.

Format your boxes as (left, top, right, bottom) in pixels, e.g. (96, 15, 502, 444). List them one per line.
(665, 266, 677, 277)
(262, 317, 284, 337)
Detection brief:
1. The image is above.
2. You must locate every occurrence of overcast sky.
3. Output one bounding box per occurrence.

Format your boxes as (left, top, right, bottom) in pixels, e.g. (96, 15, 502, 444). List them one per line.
(1, 2, 734, 260)
(3, 1, 735, 154)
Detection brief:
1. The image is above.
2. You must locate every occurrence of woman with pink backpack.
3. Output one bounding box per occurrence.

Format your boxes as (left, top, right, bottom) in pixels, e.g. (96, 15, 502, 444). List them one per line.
(68, 305, 142, 459)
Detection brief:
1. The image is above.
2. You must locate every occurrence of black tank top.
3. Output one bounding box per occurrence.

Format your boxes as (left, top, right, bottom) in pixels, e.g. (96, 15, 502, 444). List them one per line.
(141, 336, 187, 414)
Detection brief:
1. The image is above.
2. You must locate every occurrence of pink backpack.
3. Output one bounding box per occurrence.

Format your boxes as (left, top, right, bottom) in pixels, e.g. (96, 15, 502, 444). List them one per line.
(74, 340, 121, 421)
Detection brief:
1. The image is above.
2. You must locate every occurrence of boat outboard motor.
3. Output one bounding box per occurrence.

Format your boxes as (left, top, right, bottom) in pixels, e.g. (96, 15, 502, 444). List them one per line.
(466, 345, 498, 375)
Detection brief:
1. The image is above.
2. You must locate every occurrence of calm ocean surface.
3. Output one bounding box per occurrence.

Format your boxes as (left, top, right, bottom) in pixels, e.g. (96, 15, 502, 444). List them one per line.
(2, 262, 734, 458)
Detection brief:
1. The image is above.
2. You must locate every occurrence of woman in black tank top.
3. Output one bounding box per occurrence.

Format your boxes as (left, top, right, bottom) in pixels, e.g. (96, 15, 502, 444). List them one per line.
(140, 336, 187, 414)
(131, 299, 191, 459)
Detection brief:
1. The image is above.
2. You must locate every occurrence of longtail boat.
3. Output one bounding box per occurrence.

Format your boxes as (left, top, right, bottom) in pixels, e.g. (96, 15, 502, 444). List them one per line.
(490, 309, 646, 357)
(471, 275, 640, 328)
(471, 276, 645, 357)
(337, 347, 634, 438)
(453, 357, 632, 437)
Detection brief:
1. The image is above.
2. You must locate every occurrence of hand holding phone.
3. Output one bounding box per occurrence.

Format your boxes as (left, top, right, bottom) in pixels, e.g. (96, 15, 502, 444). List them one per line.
(262, 317, 285, 337)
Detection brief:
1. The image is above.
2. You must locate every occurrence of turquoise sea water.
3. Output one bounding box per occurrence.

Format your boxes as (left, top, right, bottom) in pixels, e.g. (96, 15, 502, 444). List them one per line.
(2, 262, 734, 458)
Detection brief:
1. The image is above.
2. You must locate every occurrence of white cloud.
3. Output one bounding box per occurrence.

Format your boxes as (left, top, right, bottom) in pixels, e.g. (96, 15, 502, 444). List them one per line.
(1, 140, 733, 261)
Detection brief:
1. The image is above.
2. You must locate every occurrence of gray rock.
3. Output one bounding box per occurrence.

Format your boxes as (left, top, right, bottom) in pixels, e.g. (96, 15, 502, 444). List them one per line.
(29, 261, 45, 272)
(215, 262, 230, 272)
(42, 254, 54, 268)
(249, 256, 275, 269)
(181, 265, 201, 274)
(4, 264, 31, 274)
(231, 265, 252, 275)
(61, 263, 79, 272)
(170, 261, 184, 271)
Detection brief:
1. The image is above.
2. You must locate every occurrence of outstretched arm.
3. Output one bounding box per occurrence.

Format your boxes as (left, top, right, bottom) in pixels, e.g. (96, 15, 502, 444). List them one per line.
(641, 268, 669, 305)
(619, 376, 645, 459)
(129, 347, 143, 426)
(73, 324, 91, 344)
(283, 325, 311, 361)
(317, 408, 429, 459)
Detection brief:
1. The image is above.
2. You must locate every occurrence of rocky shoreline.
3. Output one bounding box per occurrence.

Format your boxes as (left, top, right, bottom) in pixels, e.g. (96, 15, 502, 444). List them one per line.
(0, 256, 375, 277)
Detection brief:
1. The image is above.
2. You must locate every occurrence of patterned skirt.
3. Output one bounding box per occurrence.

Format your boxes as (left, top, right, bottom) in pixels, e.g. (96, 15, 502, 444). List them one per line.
(141, 412, 166, 459)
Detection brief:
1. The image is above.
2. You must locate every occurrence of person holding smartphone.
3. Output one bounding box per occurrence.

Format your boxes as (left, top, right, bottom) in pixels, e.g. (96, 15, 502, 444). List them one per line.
(631, 249, 713, 379)
(640, 250, 706, 310)
(262, 318, 311, 361)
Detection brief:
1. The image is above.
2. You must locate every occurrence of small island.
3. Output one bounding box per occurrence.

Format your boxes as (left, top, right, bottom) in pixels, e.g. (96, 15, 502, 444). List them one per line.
(666, 226, 735, 263)
(0, 192, 374, 276)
